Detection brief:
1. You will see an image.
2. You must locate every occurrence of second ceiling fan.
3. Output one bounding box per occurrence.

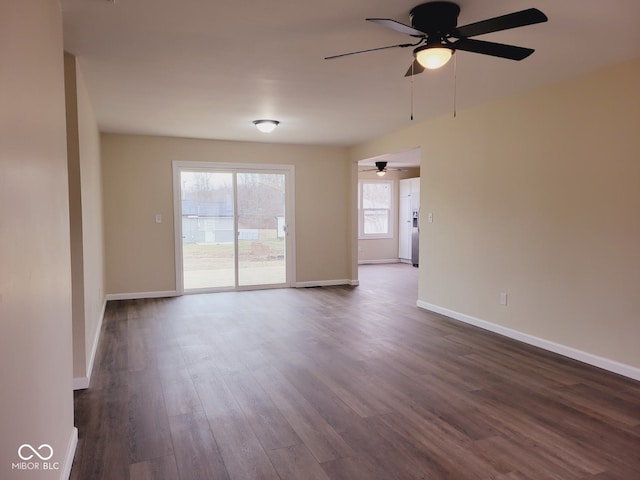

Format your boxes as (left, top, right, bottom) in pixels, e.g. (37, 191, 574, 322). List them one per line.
(361, 161, 408, 176)
(325, 2, 548, 76)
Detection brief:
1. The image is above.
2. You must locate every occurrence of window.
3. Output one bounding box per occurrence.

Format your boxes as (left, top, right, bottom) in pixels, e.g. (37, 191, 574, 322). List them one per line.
(358, 180, 393, 238)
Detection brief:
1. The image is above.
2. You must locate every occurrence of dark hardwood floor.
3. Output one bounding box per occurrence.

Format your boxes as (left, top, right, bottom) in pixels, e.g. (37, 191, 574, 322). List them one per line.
(72, 264, 640, 479)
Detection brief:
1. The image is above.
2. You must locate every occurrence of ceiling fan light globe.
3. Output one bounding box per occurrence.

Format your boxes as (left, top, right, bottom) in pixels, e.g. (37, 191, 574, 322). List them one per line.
(376, 170, 386, 177)
(416, 47, 452, 69)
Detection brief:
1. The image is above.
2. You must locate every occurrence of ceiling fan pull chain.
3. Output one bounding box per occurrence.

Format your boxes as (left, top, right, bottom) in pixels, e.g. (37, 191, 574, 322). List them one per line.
(410, 62, 414, 121)
(453, 52, 457, 118)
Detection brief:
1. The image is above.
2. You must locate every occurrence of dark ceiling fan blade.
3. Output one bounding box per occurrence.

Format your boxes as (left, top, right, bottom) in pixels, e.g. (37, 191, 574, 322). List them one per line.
(325, 42, 415, 60)
(455, 8, 547, 38)
(453, 38, 534, 60)
(360, 167, 408, 172)
(404, 59, 425, 77)
(366, 18, 426, 37)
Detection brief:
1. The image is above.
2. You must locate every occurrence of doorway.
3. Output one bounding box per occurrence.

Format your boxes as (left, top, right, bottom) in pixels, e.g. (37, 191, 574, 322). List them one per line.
(173, 161, 295, 293)
(356, 148, 421, 265)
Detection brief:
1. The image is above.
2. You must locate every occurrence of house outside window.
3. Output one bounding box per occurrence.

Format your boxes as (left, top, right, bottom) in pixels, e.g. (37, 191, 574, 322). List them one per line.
(358, 180, 393, 239)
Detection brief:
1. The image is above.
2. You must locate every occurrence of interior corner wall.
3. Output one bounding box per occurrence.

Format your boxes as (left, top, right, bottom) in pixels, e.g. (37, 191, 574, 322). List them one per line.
(76, 56, 105, 387)
(64, 52, 105, 388)
(0, 1, 77, 478)
(350, 57, 640, 374)
(101, 134, 352, 295)
(64, 52, 86, 384)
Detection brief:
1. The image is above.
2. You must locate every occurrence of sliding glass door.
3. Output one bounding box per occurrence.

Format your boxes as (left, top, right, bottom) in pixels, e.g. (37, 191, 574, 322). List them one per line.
(237, 172, 287, 286)
(174, 162, 293, 293)
(180, 170, 235, 289)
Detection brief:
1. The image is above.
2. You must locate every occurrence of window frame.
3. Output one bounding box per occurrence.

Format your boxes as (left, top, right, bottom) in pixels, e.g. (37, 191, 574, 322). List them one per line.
(358, 179, 394, 239)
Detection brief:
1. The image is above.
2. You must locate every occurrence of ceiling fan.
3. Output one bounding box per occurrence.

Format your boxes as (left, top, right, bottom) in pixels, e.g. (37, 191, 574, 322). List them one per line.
(325, 2, 548, 76)
(361, 161, 408, 176)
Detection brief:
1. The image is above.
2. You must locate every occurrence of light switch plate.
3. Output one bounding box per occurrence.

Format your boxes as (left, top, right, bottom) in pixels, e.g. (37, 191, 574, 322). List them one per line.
(500, 292, 508, 305)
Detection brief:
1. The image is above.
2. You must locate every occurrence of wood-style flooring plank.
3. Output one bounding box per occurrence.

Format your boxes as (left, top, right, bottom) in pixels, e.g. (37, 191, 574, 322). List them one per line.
(127, 373, 173, 463)
(470, 397, 606, 477)
(278, 364, 362, 434)
(161, 371, 204, 417)
(71, 264, 640, 480)
(73, 387, 129, 480)
(129, 455, 179, 480)
(223, 371, 302, 451)
(267, 444, 331, 480)
(252, 366, 354, 463)
(474, 435, 584, 480)
(167, 412, 230, 480)
(551, 382, 640, 427)
(194, 376, 280, 480)
(320, 454, 391, 480)
(370, 411, 503, 480)
(336, 414, 450, 480)
(471, 385, 640, 475)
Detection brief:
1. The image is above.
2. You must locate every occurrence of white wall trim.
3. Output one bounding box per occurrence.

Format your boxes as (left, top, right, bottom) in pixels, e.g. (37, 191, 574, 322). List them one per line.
(60, 427, 78, 480)
(87, 298, 106, 380)
(105, 290, 179, 301)
(73, 299, 107, 390)
(358, 259, 401, 265)
(172, 161, 185, 295)
(417, 301, 640, 381)
(73, 376, 89, 390)
(296, 279, 359, 288)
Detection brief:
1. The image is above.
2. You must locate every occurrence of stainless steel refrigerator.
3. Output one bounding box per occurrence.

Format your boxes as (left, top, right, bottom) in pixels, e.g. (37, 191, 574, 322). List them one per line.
(411, 209, 419, 267)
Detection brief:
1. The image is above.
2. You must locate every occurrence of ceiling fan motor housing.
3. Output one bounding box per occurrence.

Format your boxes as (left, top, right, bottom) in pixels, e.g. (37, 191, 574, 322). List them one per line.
(375, 161, 388, 171)
(409, 1, 460, 36)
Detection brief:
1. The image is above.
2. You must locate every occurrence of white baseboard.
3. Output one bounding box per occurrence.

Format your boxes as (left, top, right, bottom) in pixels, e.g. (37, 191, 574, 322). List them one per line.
(73, 298, 107, 390)
(105, 290, 179, 301)
(417, 301, 640, 382)
(358, 259, 401, 265)
(60, 427, 78, 480)
(295, 279, 359, 288)
(73, 376, 89, 390)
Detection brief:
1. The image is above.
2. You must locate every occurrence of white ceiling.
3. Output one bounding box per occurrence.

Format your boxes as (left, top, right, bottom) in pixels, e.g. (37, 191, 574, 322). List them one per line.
(358, 148, 422, 169)
(61, 0, 640, 149)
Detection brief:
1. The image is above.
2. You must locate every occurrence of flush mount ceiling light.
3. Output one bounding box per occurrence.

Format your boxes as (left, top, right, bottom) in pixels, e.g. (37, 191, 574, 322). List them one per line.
(253, 119, 280, 133)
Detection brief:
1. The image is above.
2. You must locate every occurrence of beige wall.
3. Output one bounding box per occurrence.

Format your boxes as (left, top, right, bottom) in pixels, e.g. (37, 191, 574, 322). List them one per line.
(357, 168, 420, 262)
(351, 57, 640, 371)
(101, 134, 352, 294)
(0, 1, 76, 477)
(65, 52, 105, 387)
